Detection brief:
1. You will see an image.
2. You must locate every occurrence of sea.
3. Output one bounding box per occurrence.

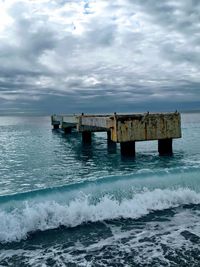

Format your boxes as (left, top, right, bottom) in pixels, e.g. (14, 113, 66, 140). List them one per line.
(0, 113, 200, 267)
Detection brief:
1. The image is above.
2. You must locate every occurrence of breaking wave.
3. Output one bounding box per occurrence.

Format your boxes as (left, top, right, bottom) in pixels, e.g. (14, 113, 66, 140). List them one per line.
(1, 187, 200, 243)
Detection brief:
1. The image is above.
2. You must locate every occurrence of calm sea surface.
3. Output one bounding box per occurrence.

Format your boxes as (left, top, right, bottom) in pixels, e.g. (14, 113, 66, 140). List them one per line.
(0, 113, 200, 266)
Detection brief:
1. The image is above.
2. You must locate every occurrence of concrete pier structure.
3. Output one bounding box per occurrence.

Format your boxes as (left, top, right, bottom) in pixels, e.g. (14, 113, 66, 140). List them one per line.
(107, 131, 117, 153)
(82, 131, 92, 144)
(51, 112, 181, 156)
(120, 141, 136, 157)
(51, 115, 60, 130)
(158, 138, 173, 156)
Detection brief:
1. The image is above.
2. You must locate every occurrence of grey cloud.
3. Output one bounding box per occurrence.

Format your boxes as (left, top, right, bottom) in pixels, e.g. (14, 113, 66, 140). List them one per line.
(0, 0, 199, 114)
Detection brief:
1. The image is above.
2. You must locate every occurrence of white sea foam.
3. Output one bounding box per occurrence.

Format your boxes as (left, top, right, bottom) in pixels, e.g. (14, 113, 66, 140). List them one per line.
(0, 188, 200, 243)
(1, 207, 200, 267)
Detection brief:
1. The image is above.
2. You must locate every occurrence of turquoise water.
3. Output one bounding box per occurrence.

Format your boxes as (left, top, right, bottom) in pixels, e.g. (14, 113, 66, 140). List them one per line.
(0, 113, 200, 266)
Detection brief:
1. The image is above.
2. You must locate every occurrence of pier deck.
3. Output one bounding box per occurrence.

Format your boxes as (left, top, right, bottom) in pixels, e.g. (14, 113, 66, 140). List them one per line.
(51, 112, 181, 156)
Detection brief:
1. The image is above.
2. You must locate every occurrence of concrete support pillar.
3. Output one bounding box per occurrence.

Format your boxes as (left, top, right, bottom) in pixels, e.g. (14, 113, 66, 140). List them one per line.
(64, 127, 72, 134)
(120, 141, 135, 157)
(158, 138, 173, 156)
(107, 131, 117, 153)
(53, 124, 59, 130)
(82, 131, 92, 144)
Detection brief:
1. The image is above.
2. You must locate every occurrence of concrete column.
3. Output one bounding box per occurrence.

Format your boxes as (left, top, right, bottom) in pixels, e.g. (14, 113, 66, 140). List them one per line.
(158, 138, 173, 156)
(107, 131, 117, 153)
(64, 127, 72, 134)
(82, 131, 92, 144)
(120, 141, 135, 157)
(53, 124, 59, 130)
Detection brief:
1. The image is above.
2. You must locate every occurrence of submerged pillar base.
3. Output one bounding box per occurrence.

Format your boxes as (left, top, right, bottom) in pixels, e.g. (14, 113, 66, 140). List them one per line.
(64, 127, 72, 134)
(82, 131, 92, 144)
(53, 124, 59, 130)
(158, 138, 173, 156)
(120, 141, 135, 157)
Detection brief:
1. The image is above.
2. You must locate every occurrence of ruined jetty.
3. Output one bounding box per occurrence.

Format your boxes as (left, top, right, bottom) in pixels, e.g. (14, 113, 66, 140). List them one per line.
(51, 112, 181, 156)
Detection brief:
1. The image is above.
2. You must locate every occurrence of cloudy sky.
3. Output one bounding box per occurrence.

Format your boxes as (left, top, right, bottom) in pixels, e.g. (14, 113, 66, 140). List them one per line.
(0, 0, 200, 114)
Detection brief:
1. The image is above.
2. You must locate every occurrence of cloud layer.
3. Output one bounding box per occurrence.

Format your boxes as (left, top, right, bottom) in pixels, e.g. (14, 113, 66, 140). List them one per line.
(0, 0, 199, 114)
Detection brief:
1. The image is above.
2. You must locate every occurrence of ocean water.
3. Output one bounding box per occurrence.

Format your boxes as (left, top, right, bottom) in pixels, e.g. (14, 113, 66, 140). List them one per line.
(0, 113, 200, 266)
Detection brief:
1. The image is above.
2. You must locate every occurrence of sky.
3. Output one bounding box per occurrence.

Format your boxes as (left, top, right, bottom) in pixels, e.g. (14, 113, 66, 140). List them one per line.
(0, 0, 200, 115)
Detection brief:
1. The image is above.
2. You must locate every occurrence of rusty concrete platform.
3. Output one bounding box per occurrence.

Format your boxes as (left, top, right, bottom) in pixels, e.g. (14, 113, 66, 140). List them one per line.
(51, 112, 181, 156)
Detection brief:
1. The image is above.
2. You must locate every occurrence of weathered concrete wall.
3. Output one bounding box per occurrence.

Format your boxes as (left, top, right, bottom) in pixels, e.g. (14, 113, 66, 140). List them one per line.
(77, 115, 111, 132)
(111, 113, 181, 143)
(51, 112, 182, 143)
(63, 116, 78, 123)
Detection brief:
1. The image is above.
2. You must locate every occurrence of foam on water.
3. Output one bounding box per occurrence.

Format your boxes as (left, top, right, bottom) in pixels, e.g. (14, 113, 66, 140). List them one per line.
(1, 187, 200, 243)
(1, 203, 200, 266)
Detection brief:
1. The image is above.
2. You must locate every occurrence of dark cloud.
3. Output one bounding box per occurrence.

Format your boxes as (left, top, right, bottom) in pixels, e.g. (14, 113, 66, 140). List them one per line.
(0, 0, 199, 114)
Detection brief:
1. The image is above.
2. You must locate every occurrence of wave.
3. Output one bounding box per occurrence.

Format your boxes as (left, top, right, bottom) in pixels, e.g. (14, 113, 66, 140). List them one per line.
(0, 167, 200, 205)
(1, 188, 200, 243)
